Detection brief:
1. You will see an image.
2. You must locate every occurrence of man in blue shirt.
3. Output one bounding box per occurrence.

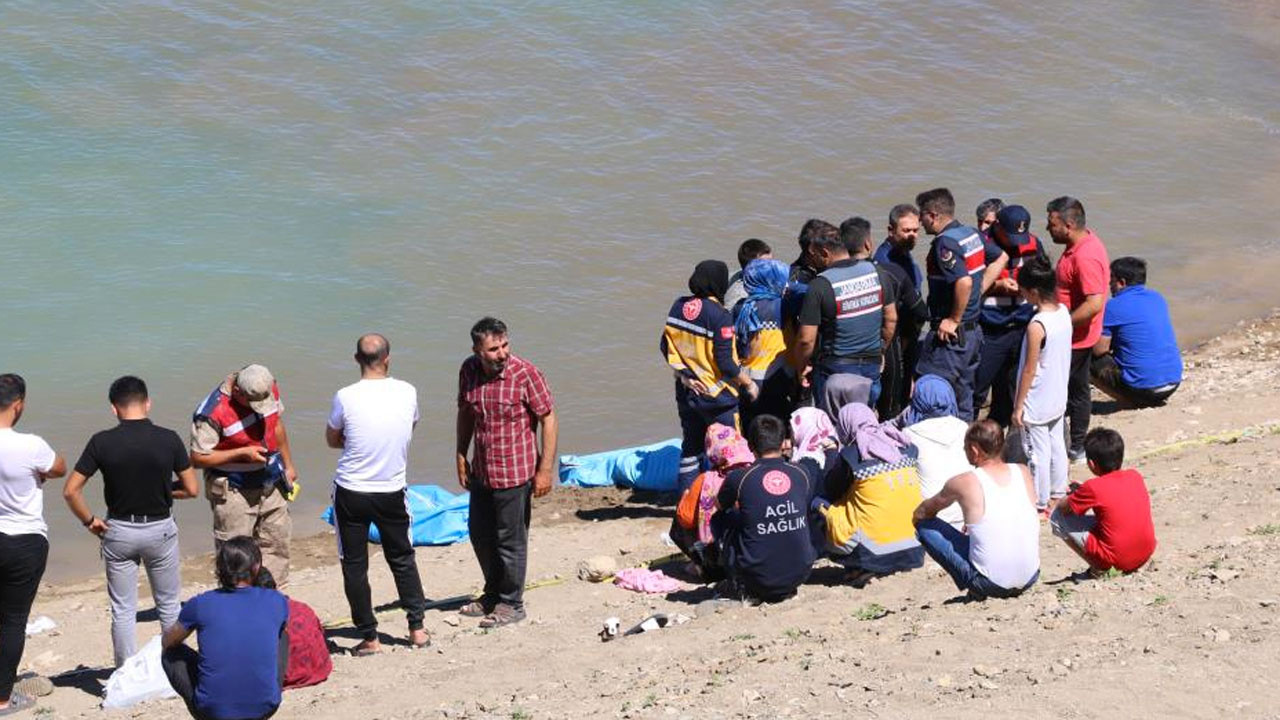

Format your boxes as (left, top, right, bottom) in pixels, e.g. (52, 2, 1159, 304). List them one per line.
(914, 188, 987, 421)
(163, 537, 288, 720)
(1091, 257, 1182, 407)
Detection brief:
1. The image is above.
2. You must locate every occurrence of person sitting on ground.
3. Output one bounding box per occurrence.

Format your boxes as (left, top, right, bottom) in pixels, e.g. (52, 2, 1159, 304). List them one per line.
(734, 259, 797, 427)
(672, 424, 754, 580)
(899, 375, 970, 530)
(787, 407, 838, 472)
(254, 568, 331, 691)
(713, 415, 817, 602)
(724, 238, 773, 311)
(1091, 257, 1182, 408)
(913, 421, 1040, 600)
(816, 403, 924, 583)
(1050, 427, 1156, 574)
(162, 536, 288, 720)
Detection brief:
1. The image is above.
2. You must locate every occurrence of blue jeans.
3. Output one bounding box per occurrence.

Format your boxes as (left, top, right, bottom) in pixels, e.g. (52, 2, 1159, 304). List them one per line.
(915, 519, 1037, 599)
(815, 360, 881, 414)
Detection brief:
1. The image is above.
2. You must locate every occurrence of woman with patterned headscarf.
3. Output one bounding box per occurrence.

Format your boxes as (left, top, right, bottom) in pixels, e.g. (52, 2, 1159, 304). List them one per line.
(672, 424, 754, 579)
(816, 403, 925, 583)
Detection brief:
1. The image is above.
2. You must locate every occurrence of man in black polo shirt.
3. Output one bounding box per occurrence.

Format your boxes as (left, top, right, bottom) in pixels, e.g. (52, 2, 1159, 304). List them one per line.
(794, 218, 897, 415)
(63, 376, 197, 667)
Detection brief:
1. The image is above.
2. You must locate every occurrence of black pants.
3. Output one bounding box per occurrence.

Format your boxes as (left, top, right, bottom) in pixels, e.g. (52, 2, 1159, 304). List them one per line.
(468, 483, 532, 610)
(974, 323, 1024, 426)
(0, 532, 47, 701)
(740, 370, 794, 432)
(332, 485, 426, 640)
(877, 334, 908, 421)
(1091, 355, 1180, 408)
(163, 639, 287, 720)
(1067, 347, 1094, 451)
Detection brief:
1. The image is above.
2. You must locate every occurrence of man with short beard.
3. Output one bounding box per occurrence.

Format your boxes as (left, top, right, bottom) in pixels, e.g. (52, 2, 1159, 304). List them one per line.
(873, 204, 929, 418)
(456, 317, 558, 628)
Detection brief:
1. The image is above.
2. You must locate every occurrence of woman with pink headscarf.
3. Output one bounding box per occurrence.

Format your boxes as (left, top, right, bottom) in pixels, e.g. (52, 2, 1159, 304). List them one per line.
(672, 423, 754, 580)
(816, 403, 925, 583)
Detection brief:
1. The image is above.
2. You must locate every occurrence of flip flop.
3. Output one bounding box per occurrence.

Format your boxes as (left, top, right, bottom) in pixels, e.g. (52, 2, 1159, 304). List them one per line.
(351, 643, 382, 657)
(0, 692, 35, 716)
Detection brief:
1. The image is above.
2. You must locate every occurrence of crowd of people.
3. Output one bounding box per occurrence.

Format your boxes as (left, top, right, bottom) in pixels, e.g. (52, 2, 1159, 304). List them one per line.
(0, 318, 556, 717)
(0, 187, 1185, 717)
(663, 187, 1175, 602)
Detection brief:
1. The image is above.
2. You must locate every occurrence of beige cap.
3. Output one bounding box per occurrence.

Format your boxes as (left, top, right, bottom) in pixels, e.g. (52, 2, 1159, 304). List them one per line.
(234, 364, 278, 415)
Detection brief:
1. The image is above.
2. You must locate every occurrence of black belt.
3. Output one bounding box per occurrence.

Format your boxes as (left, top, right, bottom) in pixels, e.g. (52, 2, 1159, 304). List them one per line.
(107, 512, 170, 523)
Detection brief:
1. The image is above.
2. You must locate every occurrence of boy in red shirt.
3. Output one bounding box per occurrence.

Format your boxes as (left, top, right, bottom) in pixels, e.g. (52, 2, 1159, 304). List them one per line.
(1050, 428, 1156, 573)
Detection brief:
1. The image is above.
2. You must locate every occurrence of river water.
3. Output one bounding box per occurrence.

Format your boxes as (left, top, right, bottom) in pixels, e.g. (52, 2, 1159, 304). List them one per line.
(2, 0, 1278, 581)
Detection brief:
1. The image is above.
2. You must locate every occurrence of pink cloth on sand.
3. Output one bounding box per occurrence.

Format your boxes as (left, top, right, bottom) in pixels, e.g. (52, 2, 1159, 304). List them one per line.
(613, 568, 684, 594)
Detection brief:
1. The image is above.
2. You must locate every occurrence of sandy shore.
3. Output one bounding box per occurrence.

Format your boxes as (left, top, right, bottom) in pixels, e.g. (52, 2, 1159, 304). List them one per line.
(22, 310, 1280, 719)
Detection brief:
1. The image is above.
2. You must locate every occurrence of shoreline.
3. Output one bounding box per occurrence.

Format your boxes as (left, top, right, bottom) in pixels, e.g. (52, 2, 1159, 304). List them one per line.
(22, 308, 1280, 719)
(35, 305, 1280, 593)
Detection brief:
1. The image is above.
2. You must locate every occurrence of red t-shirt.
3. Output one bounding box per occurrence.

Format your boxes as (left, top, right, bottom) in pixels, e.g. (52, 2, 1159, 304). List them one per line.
(284, 599, 332, 690)
(1066, 468, 1156, 572)
(1055, 230, 1110, 349)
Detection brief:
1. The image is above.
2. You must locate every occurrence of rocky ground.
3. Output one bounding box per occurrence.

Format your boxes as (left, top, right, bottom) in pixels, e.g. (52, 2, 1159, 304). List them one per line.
(21, 311, 1280, 719)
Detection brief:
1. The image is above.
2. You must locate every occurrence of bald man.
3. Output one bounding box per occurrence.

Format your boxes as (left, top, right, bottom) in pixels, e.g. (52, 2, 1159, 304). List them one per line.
(325, 334, 429, 654)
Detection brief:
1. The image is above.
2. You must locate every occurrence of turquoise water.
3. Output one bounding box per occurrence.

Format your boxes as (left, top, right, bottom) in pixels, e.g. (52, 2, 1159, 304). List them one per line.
(2, 0, 1278, 580)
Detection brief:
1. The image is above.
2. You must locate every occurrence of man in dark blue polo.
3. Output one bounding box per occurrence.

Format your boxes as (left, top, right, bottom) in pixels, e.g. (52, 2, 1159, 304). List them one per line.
(874, 204, 928, 418)
(1091, 257, 1182, 407)
(915, 188, 986, 421)
(794, 219, 897, 414)
(714, 415, 817, 603)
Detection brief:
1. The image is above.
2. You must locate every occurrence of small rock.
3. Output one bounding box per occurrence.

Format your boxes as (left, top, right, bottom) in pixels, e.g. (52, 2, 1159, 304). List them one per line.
(1259, 599, 1276, 608)
(1060, 657, 1073, 669)
(979, 680, 1000, 690)
(935, 674, 953, 688)
(1213, 629, 1232, 643)
(442, 616, 461, 627)
(972, 664, 999, 678)
(577, 556, 617, 582)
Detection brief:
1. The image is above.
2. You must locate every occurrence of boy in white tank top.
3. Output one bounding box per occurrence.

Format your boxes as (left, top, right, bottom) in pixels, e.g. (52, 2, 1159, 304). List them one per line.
(1011, 257, 1072, 513)
(913, 420, 1040, 599)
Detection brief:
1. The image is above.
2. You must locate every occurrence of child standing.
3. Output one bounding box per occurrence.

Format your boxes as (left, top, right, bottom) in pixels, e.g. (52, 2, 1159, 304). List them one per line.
(1010, 257, 1072, 513)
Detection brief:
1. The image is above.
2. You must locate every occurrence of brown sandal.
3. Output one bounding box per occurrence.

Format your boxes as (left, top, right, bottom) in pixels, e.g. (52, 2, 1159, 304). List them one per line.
(478, 604, 526, 629)
(458, 600, 491, 618)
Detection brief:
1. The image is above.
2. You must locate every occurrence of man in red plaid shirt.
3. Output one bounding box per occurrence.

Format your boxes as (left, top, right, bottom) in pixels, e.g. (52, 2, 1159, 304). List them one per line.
(456, 317, 558, 628)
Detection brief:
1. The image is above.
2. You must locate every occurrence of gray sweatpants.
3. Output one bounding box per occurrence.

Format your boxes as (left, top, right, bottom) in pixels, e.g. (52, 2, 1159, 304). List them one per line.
(1020, 413, 1068, 509)
(101, 518, 181, 667)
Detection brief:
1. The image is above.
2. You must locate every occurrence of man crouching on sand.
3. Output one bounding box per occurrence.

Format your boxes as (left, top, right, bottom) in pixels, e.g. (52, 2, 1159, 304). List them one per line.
(456, 317, 558, 628)
(913, 421, 1040, 600)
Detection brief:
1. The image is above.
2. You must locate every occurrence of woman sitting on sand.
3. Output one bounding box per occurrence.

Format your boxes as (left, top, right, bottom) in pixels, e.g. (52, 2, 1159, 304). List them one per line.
(672, 424, 754, 580)
(816, 403, 925, 584)
(899, 375, 970, 530)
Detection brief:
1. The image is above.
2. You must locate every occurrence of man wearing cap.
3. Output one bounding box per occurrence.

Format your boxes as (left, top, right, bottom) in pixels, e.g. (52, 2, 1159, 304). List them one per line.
(190, 364, 299, 586)
(915, 188, 987, 421)
(974, 205, 1048, 426)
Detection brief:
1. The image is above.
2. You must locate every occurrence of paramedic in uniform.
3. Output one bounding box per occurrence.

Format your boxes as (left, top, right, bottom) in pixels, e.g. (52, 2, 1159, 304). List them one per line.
(662, 260, 759, 493)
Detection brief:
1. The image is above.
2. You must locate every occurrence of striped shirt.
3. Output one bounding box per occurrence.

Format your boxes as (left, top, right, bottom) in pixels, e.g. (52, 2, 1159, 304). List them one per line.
(457, 354, 554, 489)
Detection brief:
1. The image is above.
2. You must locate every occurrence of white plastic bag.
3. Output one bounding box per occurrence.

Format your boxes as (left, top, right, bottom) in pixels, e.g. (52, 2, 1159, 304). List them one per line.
(102, 636, 178, 709)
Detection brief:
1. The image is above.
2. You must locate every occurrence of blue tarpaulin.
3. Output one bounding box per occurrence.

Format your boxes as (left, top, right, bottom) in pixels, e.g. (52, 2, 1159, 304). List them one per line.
(558, 438, 681, 492)
(321, 484, 470, 546)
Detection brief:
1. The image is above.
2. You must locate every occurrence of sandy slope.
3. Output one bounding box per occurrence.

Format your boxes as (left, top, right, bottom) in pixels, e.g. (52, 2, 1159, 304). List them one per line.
(22, 311, 1280, 719)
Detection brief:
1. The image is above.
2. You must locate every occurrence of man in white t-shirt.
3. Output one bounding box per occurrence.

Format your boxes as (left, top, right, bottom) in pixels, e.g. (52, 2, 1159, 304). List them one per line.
(325, 335, 428, 655)
(0, 374, 66, 714)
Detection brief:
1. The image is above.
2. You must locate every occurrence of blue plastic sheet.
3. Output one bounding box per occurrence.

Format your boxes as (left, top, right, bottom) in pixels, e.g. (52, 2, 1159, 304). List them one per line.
(558, 438, 681, 492)
(321, 484, 469, 546)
